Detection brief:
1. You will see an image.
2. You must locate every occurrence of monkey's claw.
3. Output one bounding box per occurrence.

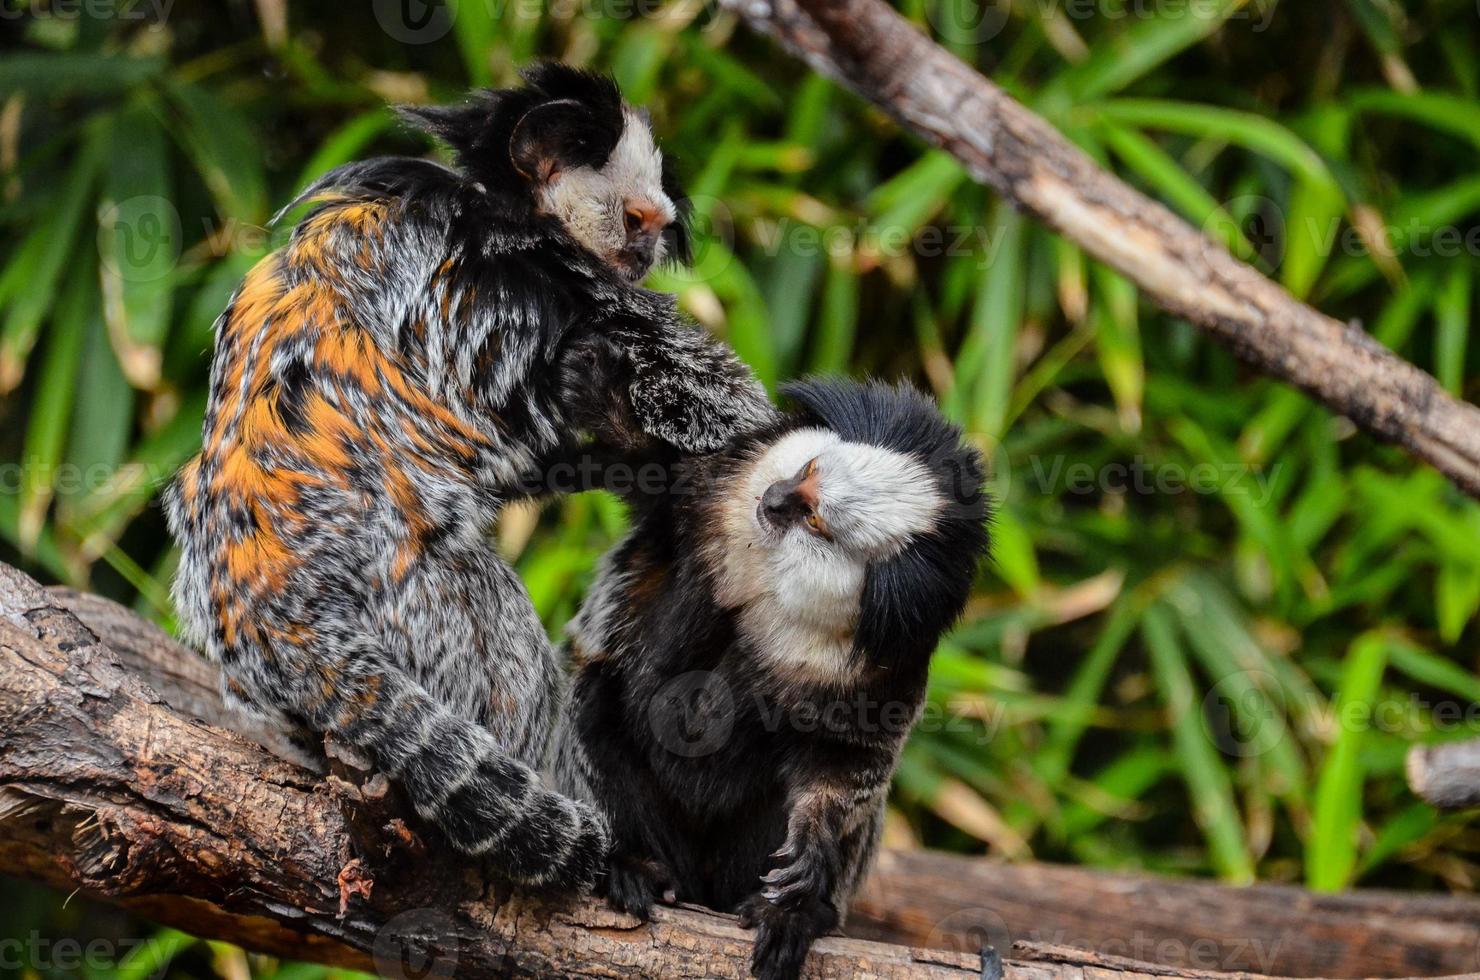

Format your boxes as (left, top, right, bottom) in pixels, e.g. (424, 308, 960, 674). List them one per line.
(756, 852, 827, 909)
(600, 853, 674, 920)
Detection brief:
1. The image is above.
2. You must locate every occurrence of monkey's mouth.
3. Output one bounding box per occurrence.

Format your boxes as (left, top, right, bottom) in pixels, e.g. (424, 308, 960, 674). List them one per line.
(616, 243, 659, 282)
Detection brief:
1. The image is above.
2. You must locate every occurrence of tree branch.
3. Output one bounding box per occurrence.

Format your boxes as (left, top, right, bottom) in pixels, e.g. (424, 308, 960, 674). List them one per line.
(1407, 739, 1480, 809)
(719, 0, 1480, 499)
(4, 560, 1479, 978)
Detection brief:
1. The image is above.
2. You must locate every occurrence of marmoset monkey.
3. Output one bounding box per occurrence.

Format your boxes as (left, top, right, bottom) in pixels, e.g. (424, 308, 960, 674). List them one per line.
(166, 63, 773, 891)
(555, 379, 990, 977)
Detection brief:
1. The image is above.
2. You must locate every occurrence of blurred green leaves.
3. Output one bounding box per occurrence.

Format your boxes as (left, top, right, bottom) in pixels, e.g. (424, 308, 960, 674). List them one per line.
(1, 0, 1478, 919)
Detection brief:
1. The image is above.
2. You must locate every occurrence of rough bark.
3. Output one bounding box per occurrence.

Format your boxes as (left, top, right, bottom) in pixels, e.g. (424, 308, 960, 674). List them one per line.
(3, 561, 1479, 978)
(1407, 739, 1480, 809)
(3, 563, 986, 979)
(719, 0, 1480, 499)
(849, 850, 1480, 978)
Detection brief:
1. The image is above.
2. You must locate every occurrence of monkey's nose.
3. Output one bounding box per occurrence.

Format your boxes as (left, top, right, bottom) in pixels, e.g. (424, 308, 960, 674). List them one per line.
(624, 202, 666, 241)
(758, 480, 807, 529)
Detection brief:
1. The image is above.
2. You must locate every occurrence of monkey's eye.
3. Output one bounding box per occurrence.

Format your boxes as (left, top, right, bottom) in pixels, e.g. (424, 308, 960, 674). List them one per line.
(801, 458, 818, 478)
(624, 208, 645, 236)
(804, 510, 832, 541)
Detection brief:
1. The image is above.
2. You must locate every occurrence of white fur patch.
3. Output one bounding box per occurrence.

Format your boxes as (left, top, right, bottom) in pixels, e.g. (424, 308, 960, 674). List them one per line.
(537, 109, 675, 274)
(705, 429, 945, 685)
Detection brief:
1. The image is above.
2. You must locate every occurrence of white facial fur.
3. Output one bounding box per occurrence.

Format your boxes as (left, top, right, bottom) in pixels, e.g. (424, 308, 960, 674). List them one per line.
(706, 428, 945, 685)
(536, 108, 676, 278)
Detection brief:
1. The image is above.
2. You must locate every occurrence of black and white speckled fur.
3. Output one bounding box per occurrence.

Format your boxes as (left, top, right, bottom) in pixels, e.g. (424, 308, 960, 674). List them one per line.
(164, 63, 773, 893)
(553, 379, 990, 978)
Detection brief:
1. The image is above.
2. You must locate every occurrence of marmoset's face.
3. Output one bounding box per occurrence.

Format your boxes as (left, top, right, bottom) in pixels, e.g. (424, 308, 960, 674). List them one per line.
(537, 108, 678, 282)
(745, 428, 945, 560)
(697, 426, 949, 679)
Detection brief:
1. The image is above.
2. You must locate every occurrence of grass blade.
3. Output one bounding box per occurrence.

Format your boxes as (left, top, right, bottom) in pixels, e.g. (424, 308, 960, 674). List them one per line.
(1307, 632, 1389, 891)
(1142, 604, 1255, 882)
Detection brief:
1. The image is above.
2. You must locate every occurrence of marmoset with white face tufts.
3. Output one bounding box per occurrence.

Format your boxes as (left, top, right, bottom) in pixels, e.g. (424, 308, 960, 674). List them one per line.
(553, 378, 990, 980)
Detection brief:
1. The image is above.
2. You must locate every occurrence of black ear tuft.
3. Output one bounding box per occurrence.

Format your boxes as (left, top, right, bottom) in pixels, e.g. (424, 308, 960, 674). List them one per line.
(660, 156, 692, 266)
(396, 92, 502, 163)
(780, 377, 960, 460)
(519, 62, 624, 119)
(396, 64, 626, 196)
(509, 98, 611, 183)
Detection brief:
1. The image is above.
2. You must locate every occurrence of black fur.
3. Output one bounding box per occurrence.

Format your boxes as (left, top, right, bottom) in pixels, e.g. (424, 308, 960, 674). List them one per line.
(783, 379, 991, 673)
(396, 63, 625, 199)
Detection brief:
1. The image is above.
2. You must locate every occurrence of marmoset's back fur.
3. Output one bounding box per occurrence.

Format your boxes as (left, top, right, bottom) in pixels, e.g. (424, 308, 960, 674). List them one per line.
(166, 63, 772, 890)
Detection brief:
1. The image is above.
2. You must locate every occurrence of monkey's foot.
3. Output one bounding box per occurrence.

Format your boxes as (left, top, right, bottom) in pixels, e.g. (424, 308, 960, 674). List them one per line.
(736, 891, 837, 980)
(599, 853, 674, 920)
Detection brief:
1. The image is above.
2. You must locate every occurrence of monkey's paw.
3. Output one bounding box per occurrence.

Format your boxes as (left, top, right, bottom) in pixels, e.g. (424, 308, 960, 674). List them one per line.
(736, 891, 837, 980)
(600, 853, 674, 920)
(517, 795, 610, 893)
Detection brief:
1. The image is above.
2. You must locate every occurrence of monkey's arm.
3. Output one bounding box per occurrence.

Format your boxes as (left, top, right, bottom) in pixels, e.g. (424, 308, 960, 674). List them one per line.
(740, 755, 893, 980)
(609, 312, 778, 455)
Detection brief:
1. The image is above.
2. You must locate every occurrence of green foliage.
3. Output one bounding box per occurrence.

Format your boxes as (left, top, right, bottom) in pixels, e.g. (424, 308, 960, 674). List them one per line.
(2, 0, 1480, 973)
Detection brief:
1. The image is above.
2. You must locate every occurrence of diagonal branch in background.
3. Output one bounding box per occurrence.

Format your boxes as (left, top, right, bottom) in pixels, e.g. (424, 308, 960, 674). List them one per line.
(6, 561, 1480, 978)
(720, 0, 1480, 499)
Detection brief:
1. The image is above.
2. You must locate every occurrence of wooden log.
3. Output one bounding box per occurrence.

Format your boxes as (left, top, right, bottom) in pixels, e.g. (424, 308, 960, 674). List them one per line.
(718, 0, 1480, 500)
(849, 849, 1480, 978)
(3, 563, 988, 978)
(4, 563, 1476, 978)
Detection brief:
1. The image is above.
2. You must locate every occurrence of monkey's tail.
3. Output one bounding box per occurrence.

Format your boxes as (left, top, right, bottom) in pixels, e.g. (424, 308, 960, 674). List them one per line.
(329, 665, 609, 890)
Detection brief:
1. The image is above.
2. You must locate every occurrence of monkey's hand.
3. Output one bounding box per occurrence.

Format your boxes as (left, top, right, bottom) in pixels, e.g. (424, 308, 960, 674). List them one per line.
(615, 318, 777, 455)
(599, 852, 675, 920)
(736, 890, 838, 980)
